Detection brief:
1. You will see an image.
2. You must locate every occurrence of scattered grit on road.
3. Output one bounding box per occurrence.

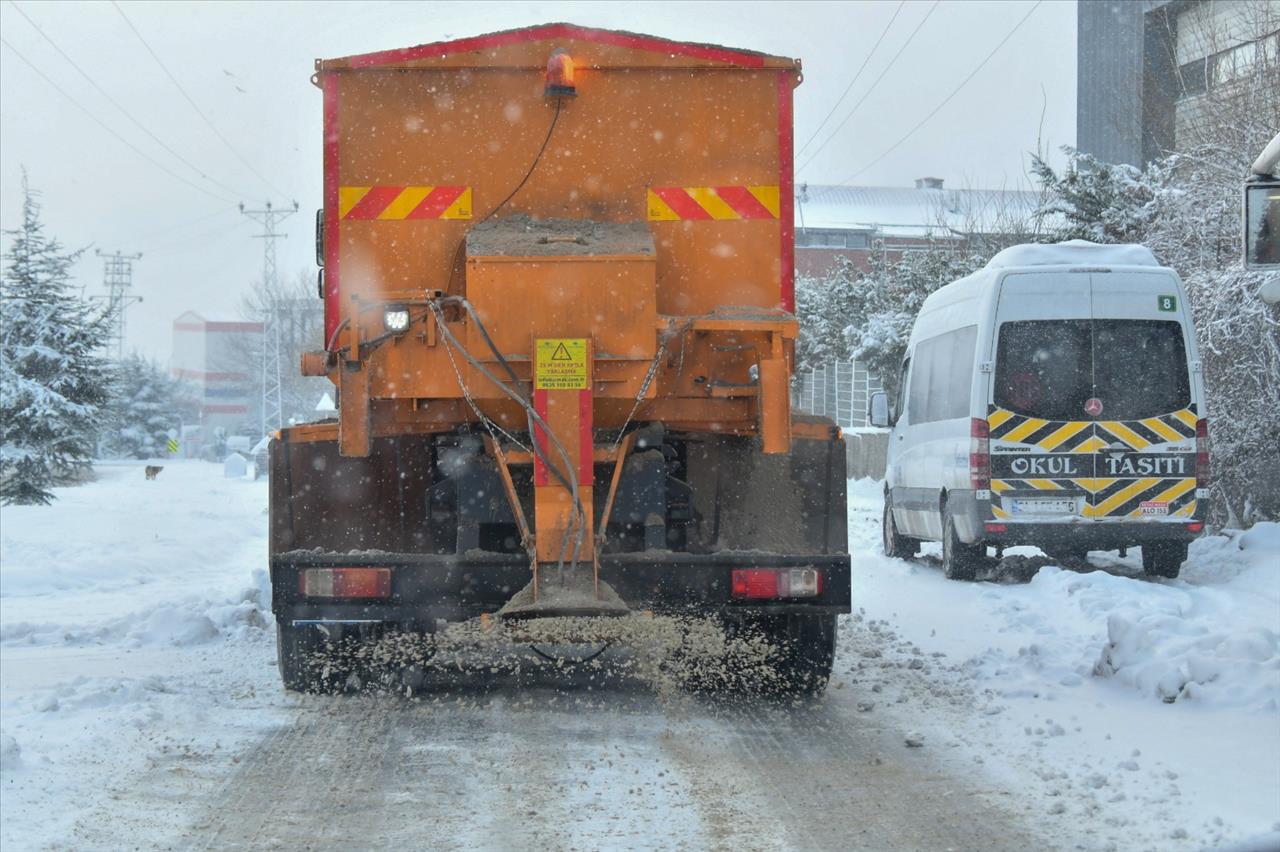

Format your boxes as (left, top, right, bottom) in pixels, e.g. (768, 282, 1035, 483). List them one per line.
(182, 664, 1041, 852)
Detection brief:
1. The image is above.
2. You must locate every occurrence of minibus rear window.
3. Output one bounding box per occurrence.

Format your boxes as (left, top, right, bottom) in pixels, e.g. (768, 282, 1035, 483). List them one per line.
(995, 320, 1190, 421)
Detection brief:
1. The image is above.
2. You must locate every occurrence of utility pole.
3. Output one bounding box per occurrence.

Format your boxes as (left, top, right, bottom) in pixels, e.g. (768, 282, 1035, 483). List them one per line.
(240, 200, 299, 435)
(93, 250, 143, 361)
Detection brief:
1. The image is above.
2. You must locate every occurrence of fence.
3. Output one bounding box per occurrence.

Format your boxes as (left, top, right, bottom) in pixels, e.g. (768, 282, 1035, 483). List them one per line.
(791, 359, 882, 430)
(792, 358, 888, 480)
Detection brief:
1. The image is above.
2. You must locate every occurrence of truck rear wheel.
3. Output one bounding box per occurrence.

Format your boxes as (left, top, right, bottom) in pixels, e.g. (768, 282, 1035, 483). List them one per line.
(942, 510, 985, 581)
(883, 494, 918, 559)
(757, 613, 838, 695)
(1142, 542, 1187, 579)
(277, 622, 345, 693)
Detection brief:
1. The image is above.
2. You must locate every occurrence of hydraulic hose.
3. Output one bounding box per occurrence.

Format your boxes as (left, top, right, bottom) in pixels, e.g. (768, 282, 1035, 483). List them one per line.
(425, 300, 588, 575)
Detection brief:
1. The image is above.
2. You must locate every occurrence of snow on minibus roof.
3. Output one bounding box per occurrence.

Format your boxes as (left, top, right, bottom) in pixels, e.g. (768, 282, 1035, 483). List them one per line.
(985, 240, 1160, 269)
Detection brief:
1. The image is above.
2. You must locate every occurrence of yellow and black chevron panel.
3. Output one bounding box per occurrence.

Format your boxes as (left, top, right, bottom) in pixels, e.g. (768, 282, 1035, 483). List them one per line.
(988, 408, 1099, 452)
(991, 475, 1197, 519)
(988, 405, 1199, 520)
(1094, 408, 1197, 450)
(988, 406, 1197, 451)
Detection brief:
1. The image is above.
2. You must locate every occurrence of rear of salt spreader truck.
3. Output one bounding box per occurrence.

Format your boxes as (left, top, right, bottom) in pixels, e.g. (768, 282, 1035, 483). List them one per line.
(269, 24, 851, 693)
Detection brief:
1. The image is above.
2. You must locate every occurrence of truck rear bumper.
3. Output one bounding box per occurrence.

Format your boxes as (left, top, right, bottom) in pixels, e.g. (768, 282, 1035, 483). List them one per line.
(271, 551, 851, 626)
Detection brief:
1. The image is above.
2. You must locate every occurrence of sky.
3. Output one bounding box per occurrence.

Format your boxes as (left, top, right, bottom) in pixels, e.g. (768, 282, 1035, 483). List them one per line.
(0, 0, 1077, 362)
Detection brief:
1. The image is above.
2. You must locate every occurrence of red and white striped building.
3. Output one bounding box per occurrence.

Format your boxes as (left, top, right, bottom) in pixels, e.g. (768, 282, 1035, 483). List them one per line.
(171, 311, 262, 441)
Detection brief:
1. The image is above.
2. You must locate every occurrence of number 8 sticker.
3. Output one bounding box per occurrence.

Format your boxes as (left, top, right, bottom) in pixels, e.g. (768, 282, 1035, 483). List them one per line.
(1158, 295, 1177, 312)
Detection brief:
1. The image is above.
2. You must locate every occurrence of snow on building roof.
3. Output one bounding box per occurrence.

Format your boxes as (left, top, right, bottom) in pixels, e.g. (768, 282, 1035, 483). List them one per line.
(795, 182, 1042, 239)
(985, 239, 1161, 269)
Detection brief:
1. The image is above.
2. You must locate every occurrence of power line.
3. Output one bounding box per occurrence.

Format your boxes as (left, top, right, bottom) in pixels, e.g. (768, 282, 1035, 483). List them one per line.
(796, 0, 941, 176)
(128, 206, 239, 246)
(831, 0, 1044, 187)
(0, 36, 240, 203)
(795, 0, 905, 159)
(141, 215, 250, 255)
(7, 0, 251, 201)
(110, 0, 289, 200)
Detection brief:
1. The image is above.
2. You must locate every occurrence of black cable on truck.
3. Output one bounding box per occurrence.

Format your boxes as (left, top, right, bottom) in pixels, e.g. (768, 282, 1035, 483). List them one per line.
(443, 96, 565, 297)
(425, 300, 588, 576)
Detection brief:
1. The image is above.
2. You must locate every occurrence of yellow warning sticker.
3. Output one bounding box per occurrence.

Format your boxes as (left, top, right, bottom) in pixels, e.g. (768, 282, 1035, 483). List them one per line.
(535, 338, 588, 390)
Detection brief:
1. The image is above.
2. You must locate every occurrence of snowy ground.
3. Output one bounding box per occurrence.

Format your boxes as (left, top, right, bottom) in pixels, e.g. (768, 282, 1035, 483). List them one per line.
(0, 462, 286, 849)
(843, 478, 1280, 851)
(1, 462, 1277, 850)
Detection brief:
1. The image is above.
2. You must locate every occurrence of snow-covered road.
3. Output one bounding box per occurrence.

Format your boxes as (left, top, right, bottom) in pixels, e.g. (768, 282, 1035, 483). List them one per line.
(1, 462, 1277, 850)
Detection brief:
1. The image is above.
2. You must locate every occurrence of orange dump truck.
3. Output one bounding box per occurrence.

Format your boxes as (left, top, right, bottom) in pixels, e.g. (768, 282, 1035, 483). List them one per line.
(270, 24, 850, 692)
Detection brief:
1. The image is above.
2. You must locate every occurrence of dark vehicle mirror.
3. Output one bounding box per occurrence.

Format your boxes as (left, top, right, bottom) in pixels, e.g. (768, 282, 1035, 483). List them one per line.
(1243, 179, 1279, 271)
(315, 208, 325, 268)
(869, 391, 891, 428)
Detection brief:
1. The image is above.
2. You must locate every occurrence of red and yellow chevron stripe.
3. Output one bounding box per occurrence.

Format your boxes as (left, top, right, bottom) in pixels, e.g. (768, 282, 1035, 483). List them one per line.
(647, 186, 780, 221)
(339, 186, 471, 220)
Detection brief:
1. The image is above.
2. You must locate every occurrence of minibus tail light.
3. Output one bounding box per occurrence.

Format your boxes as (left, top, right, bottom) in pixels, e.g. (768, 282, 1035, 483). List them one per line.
(1195, 419, 1209, 487)
(970, 418, 990, 490)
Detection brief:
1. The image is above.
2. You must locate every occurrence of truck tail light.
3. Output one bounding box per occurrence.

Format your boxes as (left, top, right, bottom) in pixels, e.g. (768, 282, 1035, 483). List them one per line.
(731, 568, 823, 600)
(970, 418, 990, 490)
(1196, 418, 1209, 487)
(300, 568, 391, 599)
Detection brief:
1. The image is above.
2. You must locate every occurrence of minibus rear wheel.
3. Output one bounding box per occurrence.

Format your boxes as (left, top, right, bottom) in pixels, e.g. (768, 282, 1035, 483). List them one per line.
(883, 494, 918, 559)
(1141, 542, 1187, 579)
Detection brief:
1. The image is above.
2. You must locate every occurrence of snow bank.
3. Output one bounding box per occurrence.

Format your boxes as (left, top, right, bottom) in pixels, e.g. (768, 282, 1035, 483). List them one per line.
(1092, 525, 1280, 710)
(844, 477, 1280, 849)
(0, 461, 281, 849)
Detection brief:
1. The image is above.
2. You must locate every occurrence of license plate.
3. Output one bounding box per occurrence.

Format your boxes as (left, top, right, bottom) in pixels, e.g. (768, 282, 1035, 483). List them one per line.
(1139, 501, 1169, 516)
(1011, 497, 1076, 515)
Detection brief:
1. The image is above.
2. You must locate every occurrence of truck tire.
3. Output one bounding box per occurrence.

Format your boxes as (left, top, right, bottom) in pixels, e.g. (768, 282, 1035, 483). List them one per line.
(760, 613, 838, 695)
(277, 622, 342, 693)
(882, 493, 918, 559)
(1142, 542, 1187, 579)
(942, 509, 985, 581)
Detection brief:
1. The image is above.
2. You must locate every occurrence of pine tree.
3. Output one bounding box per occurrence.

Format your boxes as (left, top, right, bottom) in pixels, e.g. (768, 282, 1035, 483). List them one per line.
(103, 353, 181, 459)
(0, 175, 112, 505)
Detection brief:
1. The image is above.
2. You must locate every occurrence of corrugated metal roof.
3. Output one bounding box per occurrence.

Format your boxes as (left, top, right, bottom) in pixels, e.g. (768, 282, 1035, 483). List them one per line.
(794, 183, 1042, 239)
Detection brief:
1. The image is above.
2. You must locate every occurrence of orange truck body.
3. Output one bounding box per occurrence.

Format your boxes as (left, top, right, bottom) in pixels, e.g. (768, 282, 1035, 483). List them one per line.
(310, 23, 801, 454)
(269, 25, 850, 693)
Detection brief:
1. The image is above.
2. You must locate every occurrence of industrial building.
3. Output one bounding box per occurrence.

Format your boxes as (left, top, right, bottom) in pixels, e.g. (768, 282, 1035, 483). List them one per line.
(170, 311, 262, 453)
(1077, 0, 1279, 165)
(793, 178, 1041, 278)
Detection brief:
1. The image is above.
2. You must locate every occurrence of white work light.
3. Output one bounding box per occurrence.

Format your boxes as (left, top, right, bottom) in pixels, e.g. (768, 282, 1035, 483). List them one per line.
(383, 308, 411, 332)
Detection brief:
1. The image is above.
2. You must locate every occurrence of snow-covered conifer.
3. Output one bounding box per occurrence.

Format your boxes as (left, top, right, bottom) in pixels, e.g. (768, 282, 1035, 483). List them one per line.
(0, 176, 112, 504)
(103, 354, 182, 459)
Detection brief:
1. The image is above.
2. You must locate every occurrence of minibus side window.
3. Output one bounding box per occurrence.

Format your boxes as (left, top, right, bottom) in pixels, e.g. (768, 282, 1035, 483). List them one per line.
(908, 347, 931, 424)
(908, 325, 978, 424)
(894, 358, 910, 424)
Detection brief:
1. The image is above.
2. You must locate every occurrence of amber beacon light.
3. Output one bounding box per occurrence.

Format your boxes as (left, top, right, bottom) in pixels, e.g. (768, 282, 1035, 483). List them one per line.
(545, 49, 576, 97)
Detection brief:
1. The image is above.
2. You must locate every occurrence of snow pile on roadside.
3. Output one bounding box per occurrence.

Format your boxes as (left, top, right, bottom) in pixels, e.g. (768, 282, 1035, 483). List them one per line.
(844, 478, 1280, 850)
(1093, 524, 1279, 710)
(0, 462, 274, 646)
(0, 461, 281, 849)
